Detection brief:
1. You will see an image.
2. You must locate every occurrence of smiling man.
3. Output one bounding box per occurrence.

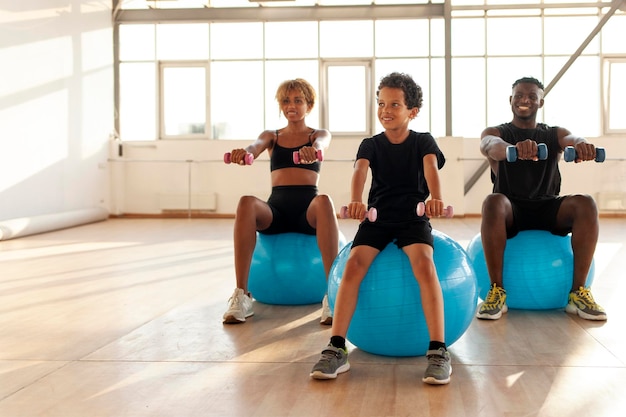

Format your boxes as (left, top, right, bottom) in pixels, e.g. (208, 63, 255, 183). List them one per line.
(476, 76, 607, 321)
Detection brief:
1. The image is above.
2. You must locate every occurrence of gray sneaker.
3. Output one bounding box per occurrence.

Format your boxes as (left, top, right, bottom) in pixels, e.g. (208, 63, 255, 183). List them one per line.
(223, 288, 253, 324)
(422, 348, 452, 385)
(310, 345, 350, 380)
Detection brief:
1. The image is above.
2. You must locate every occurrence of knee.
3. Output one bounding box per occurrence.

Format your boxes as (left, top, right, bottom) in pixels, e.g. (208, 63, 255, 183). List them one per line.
(571, 194, 598, 220)
(311, 194, 336, 216)
(482, 193, 510, 217)
(236, 195, 257, 215)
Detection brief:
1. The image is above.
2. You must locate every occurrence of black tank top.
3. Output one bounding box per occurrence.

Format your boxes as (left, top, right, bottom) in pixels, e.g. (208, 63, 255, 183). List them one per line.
(270, 129, 321, 173)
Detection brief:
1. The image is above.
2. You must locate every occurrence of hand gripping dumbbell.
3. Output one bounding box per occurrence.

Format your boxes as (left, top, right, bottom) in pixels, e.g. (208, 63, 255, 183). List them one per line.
(506, 143, 548, 162)
(293, 149, 324, 164)
(340, 205, 377, 222)
(224, 152, 254, 165)
(416, 202, 454, 218)
(563, 146, 605, 163)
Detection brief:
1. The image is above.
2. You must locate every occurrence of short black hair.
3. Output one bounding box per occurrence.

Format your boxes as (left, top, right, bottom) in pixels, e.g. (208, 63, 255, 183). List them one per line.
(512, 76, 545, 90)
(376, 72, 423, 109)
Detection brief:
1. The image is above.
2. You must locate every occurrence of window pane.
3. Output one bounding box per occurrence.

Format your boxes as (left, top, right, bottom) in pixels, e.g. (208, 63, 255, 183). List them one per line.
(265, 22, 318, 59)
(320, 21, 373, 58)
(211, 61, 264, 139)
(375, 20, 429, 57)
(163, 66, 206, 136)
(429, 58, 446, 138)
(375, 59, 430, 134)
(119, 63, 156, 140)
(451, 19, 485, 56)
(544, 16, 599, 55)
(119, 24, 155, 61)
(487, 17, 542, 55)
(451, 57, 486, 137)
(430, 18, 445, 57)
(156, 24, 209, 60)
(210, 23, 263, 59)
(264, 60, 320, 129)
(487, 57, 543, 128)
(327, 65, 368, 133)
(544, 56, 600, 137)
(607, 61, 626, 131)
(601, 15, 626, 54)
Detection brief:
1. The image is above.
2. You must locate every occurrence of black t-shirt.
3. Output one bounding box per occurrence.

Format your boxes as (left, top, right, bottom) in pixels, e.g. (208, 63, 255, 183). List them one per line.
(492, 122, 562, 200)
(356, 130, 445, 223)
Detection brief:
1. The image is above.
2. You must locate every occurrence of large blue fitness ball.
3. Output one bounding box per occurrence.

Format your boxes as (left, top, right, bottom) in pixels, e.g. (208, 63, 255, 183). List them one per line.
(249, 232, 347, 305)
(328, 230, 477, 357)
(466, 230, 595, 310)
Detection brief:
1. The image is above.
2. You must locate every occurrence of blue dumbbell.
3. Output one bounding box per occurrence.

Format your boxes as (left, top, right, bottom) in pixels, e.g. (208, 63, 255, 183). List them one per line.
(563, 146, 605, 163)
(506, 143, 548, 162)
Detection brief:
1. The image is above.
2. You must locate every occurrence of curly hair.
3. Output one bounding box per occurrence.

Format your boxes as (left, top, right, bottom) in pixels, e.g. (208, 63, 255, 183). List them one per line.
(275, 78, 317, 110)
(512, 76, 545, 90)
(376, 72, 423, 109)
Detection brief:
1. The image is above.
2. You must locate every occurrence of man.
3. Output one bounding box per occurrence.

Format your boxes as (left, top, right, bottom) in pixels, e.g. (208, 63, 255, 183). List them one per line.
(476, 76, 607, 321)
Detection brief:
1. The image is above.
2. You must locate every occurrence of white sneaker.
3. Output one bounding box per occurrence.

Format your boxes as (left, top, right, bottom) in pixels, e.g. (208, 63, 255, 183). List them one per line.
(320, 294, 332, 325)
(223, 288, 253, 324)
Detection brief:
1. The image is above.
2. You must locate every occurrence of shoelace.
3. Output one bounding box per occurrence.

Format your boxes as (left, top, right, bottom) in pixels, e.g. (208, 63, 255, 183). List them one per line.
(576, 287, 597, 306)
(427, 354, 448, 367)
(484, 286, 504, 307)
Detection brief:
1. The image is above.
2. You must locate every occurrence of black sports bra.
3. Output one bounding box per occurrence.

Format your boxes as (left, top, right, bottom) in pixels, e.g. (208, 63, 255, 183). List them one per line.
(270, 129, 321, 173)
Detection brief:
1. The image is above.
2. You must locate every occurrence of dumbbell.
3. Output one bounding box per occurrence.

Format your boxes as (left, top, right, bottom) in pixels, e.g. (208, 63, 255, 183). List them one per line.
(563, 146, 605, 163)
(293, 149, 324, 164)
(224, 152, 254, 165)
(340, 205, 377, 222)
(416, 202, 454, 218)
(506, 143, 547, 162)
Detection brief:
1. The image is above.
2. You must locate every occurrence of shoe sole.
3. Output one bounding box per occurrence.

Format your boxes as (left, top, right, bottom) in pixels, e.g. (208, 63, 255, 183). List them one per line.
(565, 304, 607, 321)
(223, 312, 254, 324)
(476, 304, 508, 320)
(310, 363, 350, 380)
(422, 375, 451, 385)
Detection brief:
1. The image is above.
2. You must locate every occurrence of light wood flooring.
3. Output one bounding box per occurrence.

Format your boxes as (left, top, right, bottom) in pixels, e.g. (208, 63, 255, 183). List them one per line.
(1, 217, 625, 417)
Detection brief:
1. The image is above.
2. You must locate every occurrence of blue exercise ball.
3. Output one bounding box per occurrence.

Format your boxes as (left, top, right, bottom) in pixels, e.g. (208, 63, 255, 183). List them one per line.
(249, 232, 347, 305)
(466, 230, 595, 310)
(328, 229, 477, 357)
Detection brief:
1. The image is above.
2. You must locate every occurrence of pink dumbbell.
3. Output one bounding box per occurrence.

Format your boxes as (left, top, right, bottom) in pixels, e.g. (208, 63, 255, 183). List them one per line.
(340, 205, 377, 222)
(293, 149, 324, 164)
(224, 152, 253, 165)
(416, 202, 454, 218)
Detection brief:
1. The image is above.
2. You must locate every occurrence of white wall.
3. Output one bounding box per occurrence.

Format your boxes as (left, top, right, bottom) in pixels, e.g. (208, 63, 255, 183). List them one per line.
(110, 135, 626, 217)
(0, 1, 113, 222)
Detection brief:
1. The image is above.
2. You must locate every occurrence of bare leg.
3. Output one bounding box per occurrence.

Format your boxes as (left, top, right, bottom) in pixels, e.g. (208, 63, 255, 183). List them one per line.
(306, 194, 339, 278)
(232, 195, 273, 292)
(480, 193, 514, 288)
(330, 246, 379, 338)
(555, 194, 598, 290)
(403, 243, 444, 343)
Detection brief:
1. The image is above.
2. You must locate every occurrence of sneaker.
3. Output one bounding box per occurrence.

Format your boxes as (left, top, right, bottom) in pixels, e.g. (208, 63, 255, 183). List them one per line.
(310, 345, 350, 380)
(422, 348, 452, 385)
(320, 294, 333, 325)
(565, 287, 607, 321)
(223, 288, 253, 324)
(476, 283, 508, 320)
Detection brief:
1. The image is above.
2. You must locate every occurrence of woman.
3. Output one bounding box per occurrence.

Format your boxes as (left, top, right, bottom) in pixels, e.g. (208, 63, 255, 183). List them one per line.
(223, 78, 339, 325)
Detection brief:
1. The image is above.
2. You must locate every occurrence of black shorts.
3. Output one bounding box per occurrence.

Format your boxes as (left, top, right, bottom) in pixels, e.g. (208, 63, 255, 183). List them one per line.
(259, 185, 317, 235)
(351, 220, 434, 251)
(508, 196, 569, 238)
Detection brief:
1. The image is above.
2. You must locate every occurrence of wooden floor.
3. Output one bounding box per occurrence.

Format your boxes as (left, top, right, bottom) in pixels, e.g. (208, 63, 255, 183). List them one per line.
(1, 217, 625, 417)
